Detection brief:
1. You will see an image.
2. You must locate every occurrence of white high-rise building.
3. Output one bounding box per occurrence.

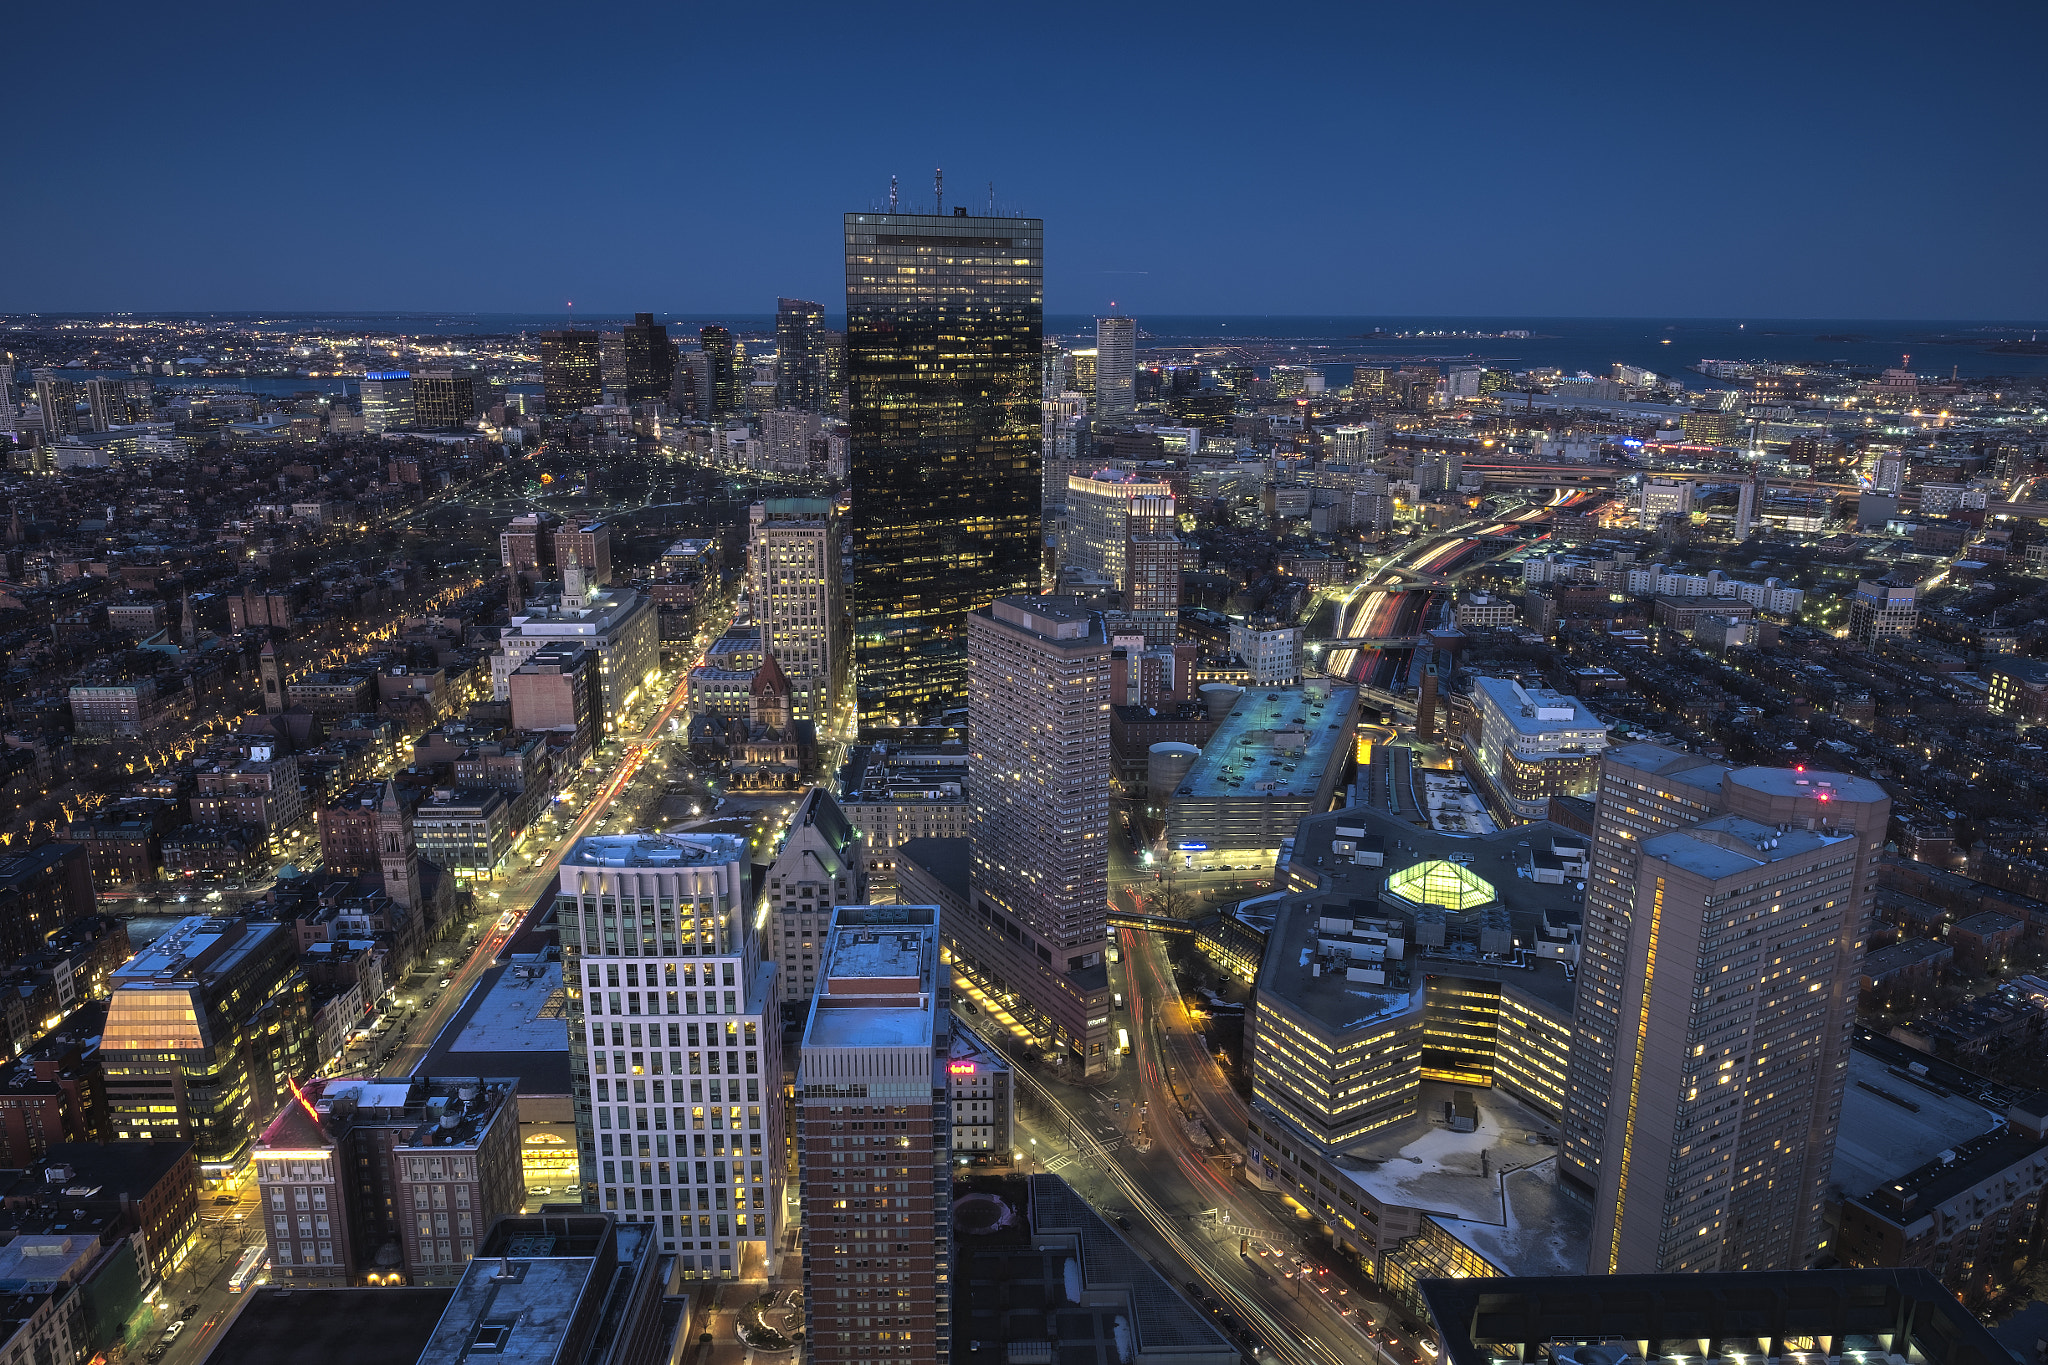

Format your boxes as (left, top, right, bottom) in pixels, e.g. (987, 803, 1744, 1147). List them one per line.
(360, 371, 413, 433)
(1095, 316, 1135, 418)
(558, 831, 784, 1282)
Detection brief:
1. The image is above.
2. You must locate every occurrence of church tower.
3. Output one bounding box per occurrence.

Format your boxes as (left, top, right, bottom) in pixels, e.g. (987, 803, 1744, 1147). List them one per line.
(377, 780, 420, 913)
(180, 586, 198, 649)
(260, 641, 286, 714)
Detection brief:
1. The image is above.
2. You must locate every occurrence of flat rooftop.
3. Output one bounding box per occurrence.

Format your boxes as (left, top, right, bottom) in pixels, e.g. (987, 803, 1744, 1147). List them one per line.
(1177, 684, 1357, 801)
(1471, 677, 1605, 737)
(1643, 814, 1857, 881)
(446, 961, 567, 1057)
(418, 963, 573, 1095)
(563, 832, 744, 869)
(1429, 1157, 1590, 1277)
(1832, 1049, 2001, 1201)
(197, 1286, 454, 1365)
(1330, 1080, 1565, 1224)
(805, 1005, 933, 1051)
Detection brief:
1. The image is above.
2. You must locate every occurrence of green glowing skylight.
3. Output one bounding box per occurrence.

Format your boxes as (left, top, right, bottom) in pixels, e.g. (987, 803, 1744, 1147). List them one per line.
(1384, 859, 1496, 911)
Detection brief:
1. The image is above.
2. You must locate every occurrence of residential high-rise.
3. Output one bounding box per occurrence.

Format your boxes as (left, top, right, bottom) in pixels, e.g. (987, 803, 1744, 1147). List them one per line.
(749, 498, 845, 726)
(844, 209, 1044, 728)
(797, 904, 951, 1365)
(554, 520, 614, 586)
(84, 378, 126, 431)
(1563, 744, 1889, 1273)
(775, 298, 830, 414)
(963, 597, 1114, 1072)
(760, 786, 867, 1004)
(360, 372, 414, 433)
(1094, 315, 1135, 418)
(541, 330, 602, 414)
(499, 511, 562, 577)
(1848, 575, 1918, 649)
(557, 833, 783, 1281)
(252, 1074, 522, 1286)
(699, 326, 740, 419)
(410, 369, 475, 430)
(621, 312, 674, 404)
(671, 348, 712, 417)
(32, 377, 80, 436)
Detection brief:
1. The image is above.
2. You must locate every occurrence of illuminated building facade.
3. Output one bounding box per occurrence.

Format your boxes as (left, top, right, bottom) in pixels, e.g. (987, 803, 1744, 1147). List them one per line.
(556, 833, 783, 1281)
(252, 1075, 522, 1287)
(775, 297, 831, 414)
(1094, 315, 1135, 418)
(540, 330, 602, 414)
(964, 597, 1113, 1072)
(796, 904, 952, 1365)
(359, 371, 412, 433)
(749, 498, 846, 726)
(843, 210, 1043, 727)
(1563, 744, 1891, 1273)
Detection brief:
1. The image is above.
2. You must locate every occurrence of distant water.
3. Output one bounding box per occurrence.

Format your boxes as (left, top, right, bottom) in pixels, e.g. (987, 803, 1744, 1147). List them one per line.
(13, 313, 2047, 386)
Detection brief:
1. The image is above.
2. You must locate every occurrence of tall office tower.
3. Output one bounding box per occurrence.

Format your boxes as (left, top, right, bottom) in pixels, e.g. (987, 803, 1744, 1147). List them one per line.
(761, 786, 867, 1003)
(821, 330, 847, 416)
(749, 498, 845, 725)
(672, 349, 712, 417)
(797, 904, 951, 1365)
(33, 377, 80, 436)
(621, 312, 674, 404)
(775, 298, 829, 413)
(1041, 337, 1069, 400)
(844, 209, 1044, 728)
(541, 330, 603, 414)
(84, 377, 125, 431)
(359, 371, 413, 432)
(599, 330, 628, 396)
(411, 369, 476, 430)
(556, 832, 784, 1281)
(964, 597, 1114, 1072)
(1562, 744, 1889, 1273)
(699, 326, 740, 418)
(1094, 315, 1136, 418)
(0, 363, 15, 437)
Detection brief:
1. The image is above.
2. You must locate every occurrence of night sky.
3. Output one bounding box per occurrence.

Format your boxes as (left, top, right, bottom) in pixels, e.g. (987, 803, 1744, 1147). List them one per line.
(7, 0, 2045, 318)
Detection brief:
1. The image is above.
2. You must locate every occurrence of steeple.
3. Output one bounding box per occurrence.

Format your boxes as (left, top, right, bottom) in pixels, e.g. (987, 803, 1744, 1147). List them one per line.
(376, 779, 420, 913)
(180, 585, 197, 649)
(259, 640, 285, 715)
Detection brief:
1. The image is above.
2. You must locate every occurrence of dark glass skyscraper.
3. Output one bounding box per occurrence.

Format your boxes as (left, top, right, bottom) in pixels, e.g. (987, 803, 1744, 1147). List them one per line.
(620, 312, 674, 403)
(539, 330, 602, 414)
(774, 297, 829, 413)
(844, 210, 1044, 728)
(698, 325, 740, 419)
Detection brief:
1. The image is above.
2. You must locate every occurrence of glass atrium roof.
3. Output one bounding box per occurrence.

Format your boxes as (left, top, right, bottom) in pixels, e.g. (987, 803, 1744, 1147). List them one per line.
(1384, 859, 1496, 911)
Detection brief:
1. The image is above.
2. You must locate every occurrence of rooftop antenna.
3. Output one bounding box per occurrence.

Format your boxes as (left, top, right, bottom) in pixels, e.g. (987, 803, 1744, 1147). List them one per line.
(934, 167, 943, 216)
(889, 175, 897, 213)
(987, 181, 994, 215)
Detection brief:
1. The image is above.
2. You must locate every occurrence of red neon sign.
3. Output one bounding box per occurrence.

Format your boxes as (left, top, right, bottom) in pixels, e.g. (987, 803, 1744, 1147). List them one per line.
(948, 1062, 976, 1076)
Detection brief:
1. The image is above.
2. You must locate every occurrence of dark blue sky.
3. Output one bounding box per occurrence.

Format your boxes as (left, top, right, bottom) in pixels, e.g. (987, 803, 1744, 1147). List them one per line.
(7, 0, 2045, 318)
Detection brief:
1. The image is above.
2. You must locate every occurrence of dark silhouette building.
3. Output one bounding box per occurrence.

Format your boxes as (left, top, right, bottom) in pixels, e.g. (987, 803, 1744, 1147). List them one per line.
(774, 298, 829, 413)
(620, 313, 674, 404)
(698, 325, 740, 418)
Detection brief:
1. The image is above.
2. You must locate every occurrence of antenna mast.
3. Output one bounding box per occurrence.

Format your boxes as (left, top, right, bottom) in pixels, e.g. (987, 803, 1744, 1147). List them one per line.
(934, 167, 943, 215)
(889, 175, 897, 212)
(987, 181, 994, 215)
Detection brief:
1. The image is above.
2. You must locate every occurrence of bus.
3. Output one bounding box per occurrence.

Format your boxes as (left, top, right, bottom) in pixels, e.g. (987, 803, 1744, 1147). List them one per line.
(228, 1245, 269, 1293)
(1117, 1028, 1132, 1056)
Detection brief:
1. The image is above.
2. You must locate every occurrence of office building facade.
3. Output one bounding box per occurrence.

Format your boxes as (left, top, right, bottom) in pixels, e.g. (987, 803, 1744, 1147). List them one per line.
(699, 326, 741, 419)
(1094, 315, 1135, 418)
(776, 298, 831, 414)
(964, 597, 1113, 1071)
(1470, 677, 1610, 821)
(410, 369, 475, 430)
(621, 312, 674, 404)
(360, 372, 413, 433)
(844, 210, 1044, 728)
(797, 905, 951, 1365)
(749, 498, 845, 726)
(541, 331, 602, 414)
(557, 833, 783, 1280)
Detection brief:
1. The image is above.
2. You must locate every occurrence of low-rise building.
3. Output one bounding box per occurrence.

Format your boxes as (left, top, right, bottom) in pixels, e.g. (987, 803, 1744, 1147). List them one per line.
(410, 787, 512, 882)
(1468, 677, 1610, 822)
(1163, 682, 1359, 870)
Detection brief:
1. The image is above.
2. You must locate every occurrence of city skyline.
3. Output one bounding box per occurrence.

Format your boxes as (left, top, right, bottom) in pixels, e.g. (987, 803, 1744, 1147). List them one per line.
(5, 3, 2046, 317)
